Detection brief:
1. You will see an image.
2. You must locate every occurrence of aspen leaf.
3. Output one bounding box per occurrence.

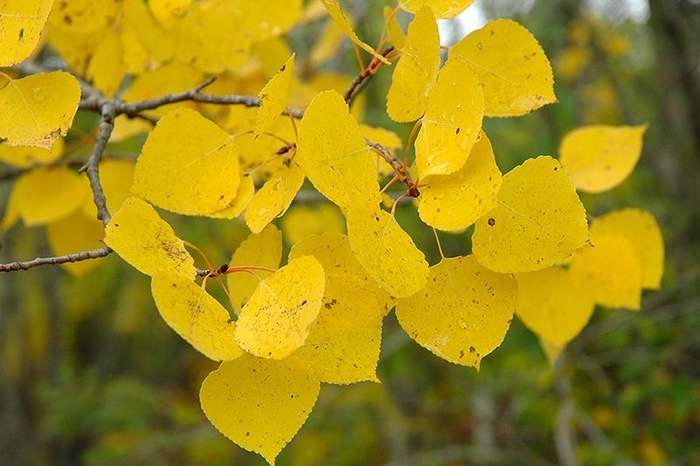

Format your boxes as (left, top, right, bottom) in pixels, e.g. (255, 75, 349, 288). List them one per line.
(152, 271, 243, 361)
(383, 5, 406, 49)
(347, 206, 429, 298)
(13, 166, 88, 226)
(149, 0, 192, 28)
(399, 0, 474, 18)
(131, 108, 240, 216)
(396, 255, 517, 369)
(47, 211, 105, 277)
(0, 137, 63, 168)
(289, 233, 392, 384)
(472, 156, 589, 273)
(569, 233, 643, 310)
(386, 6, 440, 122)
(85, 31, 125, 98)
(200, 355, 320, 465)
(320, 0, 390, 65)
(296, 90, 380, 210)
(0, 72, 81, 149)
(414, 57, 484, 177)
(280, 203, 345, 246)
(515, 266, 595, 346)
(121, 62, 203, 117)
(418, 132, 502, 231)
(559, 125, 648, 193)
(450, 19, 556, 117)
(104, 197, 196, 279)
(123, 0, 174, 63)
(255, 54, 295, 137)
(173, 0, 252, 73)
(590, 208, 664, 289)
(228, 224, 283, 312)
(245, 163, 305, 234)
(0, 0, 53, 66)
(208, 174, 255, 220)
(89, 158, 135, 216)
(48, 0, 121, 33)
(1, 185, 21, 231)
(238, 0, 302, 41)
(540, 337, 564, 366)
(309, 16, 345, 66)
(235, 255, 325, 359)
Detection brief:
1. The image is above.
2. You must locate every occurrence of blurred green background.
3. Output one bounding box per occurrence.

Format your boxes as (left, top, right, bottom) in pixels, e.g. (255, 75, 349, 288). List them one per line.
(1, 0, 699, 464)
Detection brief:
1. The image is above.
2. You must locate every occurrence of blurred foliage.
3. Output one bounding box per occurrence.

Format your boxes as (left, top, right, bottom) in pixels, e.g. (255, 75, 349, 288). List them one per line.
(2, 0, 700, 465)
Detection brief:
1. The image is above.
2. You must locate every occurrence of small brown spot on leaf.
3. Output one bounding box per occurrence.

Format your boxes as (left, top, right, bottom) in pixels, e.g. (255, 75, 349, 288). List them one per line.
(488, 218, 495, 226)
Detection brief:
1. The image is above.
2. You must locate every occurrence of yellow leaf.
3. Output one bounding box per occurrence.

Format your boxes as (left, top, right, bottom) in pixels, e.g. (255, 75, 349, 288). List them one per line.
(0, 0, 53, 66)
(1, 184, 21, 231)
(245, 163, 305, 233)
(296, 90, 380, 210)
(590, 208, 664, 289)
(48, 0, 121, 33)
(320, 0, 390, 65)
(46, 211, 105, 277)
(362, 124, 403, 177)
(152, 271, 243, 361)
(0, 137, 63, 168)
(414, 57, 484, 178)
(255, 54, 295, 137)
(515, 266, 595, 346)
(91, 158, 135, 216)
(149, 0, 192, 28)
(450, 19, 556, 117)
(279, 203, 345, 246)
(13, 166, 88, 226)
(238, 0, 303, 41)
(235, 255, 325, 359)
(398, 0, 474, 18)
(559, 124, 647, 193)
(200, 354, 320, 465)
(346, 206, 429, 298)
(418, 132, 502, 231)
(228, 224, 283, 312)
(384, 5, 406, 49)
(289, 233, 392, 384)
(310, 13, 345, 66)
(123, 0, 174, 63)
(85, 31, 125, 98)
(539, 337, 564, 366)
(173, 0, 252, 73)
(386, 6, 440, 122)
(104, 197, 196, 278)
(472, 156, 589, 273)
(208, 174, 255, 220)
(395, 255, 517, 369)
(569, 233, 643, 310)
(131, 108, 240, 216)
(0, 71, 81, 149)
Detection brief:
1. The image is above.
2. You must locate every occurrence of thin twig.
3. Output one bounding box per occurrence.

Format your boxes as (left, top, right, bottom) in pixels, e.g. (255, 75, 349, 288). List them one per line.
(0, 246, 112, 272)
(344, 46, 395, 106)
(79, 101, 116, 225)
(366, 139, 419, 197)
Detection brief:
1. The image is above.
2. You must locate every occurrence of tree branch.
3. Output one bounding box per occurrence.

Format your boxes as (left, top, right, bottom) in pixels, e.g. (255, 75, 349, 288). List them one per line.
(0, 246, 112, 272)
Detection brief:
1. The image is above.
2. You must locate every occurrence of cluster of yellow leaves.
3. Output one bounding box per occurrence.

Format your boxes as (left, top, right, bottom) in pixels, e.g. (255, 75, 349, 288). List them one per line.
(1, 1, 666, 464)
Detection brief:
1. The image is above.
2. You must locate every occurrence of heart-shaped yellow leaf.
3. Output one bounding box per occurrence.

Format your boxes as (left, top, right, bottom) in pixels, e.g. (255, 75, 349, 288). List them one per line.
(296, 90, 380, 210)
(396, 255, 517, 369)
(418, 132, 502, 231)
(559, 124, 647, 193)
(386, 6, 440, 122)
(244, 163, 305, 233)
(131, 108, 240, 216)
(450, 19, 556, 117)
(0, 0, 53, 66)
(200, 355, 320, 465)
(47, 211, 105, 277)
(414, 57, 484, 178)
(346, 206, 429, 298)
(0, 72, 81, 149)
(235, 255, 325, 359)
(289, 233, 392, 384)
(472, 156, 589, 273)
(590, 208, 664, 289)
(515, 266, 595, 346)
(104, 197, 196, 278)
(13, 166, 88, 226)
(152, 271, 243, 361)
